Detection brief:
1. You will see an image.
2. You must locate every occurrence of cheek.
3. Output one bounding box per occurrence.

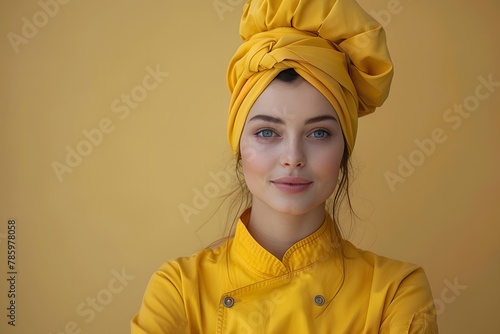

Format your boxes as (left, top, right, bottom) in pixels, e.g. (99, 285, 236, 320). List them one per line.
(240, 136, 255, 185)
(241, 147, 273, 182)
(239, 137, 257, 167)
(310, 144, 344, 180)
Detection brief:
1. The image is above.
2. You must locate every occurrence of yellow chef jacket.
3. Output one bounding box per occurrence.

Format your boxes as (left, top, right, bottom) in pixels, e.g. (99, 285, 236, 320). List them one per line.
(131, 211, 438, 333)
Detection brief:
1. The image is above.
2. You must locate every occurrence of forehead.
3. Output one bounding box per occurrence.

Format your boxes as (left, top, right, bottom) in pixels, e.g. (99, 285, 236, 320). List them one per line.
(247, 77, 337, 120)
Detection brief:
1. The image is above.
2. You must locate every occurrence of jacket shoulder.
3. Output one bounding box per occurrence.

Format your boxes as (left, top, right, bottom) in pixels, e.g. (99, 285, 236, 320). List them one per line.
(131, 243, 230, 333)
(344, 241, 423, 277)
(343, 242, 438, 333)
(156, 241, 230, 284)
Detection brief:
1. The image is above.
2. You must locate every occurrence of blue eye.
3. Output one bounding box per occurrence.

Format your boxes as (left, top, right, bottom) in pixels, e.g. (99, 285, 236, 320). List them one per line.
(311, 130, 329, 139)
(256, 129, 275, 138)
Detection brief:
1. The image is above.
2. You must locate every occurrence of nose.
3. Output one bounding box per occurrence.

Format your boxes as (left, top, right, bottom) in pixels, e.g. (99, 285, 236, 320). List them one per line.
(281, 138, 305, 168)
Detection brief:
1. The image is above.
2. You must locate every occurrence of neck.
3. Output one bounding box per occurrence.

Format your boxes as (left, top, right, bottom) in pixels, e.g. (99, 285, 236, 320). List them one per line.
(247, 199, 326, 260)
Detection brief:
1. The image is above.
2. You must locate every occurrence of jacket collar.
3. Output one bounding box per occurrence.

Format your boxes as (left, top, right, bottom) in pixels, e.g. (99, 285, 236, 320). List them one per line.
(231, 209, 338, 277)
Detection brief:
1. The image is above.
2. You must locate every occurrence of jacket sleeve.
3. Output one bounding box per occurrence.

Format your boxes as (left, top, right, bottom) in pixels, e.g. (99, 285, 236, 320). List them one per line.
(380, 266, 439, 334)
(131, 261, 189, 334)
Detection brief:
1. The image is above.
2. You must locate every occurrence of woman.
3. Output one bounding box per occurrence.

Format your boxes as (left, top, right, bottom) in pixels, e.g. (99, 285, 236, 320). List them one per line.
(132, 0, 438, 332)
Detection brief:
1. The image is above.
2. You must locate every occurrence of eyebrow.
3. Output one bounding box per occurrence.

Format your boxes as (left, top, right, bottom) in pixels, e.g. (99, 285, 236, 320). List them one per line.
(248, 114, 338, 125)
(248, 115, 285, 124)
(304, 115, 338, 125)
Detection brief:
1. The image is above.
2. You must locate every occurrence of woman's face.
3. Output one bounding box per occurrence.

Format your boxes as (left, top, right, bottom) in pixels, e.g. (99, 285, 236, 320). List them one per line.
(240, 76, 345, 216)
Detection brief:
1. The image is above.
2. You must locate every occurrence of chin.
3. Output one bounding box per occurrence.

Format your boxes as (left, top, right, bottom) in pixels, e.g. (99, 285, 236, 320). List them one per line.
(267, 200, 325, 216)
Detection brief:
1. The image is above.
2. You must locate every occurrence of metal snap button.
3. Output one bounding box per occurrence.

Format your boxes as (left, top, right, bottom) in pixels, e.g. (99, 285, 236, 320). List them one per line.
(314, 295, 325, 306)
(223, 296, 235, 308)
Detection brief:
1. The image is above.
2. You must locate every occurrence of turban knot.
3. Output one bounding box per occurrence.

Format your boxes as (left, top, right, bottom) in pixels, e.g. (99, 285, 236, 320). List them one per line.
(246, 38, 278, 73)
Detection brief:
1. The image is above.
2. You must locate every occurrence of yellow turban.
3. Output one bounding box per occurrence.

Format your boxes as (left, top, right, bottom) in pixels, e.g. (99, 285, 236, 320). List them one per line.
(227, 0, 394, 154)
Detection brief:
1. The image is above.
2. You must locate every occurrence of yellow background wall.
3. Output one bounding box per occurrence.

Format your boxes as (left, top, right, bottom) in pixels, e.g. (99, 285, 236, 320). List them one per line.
(1, 0, 499, 333)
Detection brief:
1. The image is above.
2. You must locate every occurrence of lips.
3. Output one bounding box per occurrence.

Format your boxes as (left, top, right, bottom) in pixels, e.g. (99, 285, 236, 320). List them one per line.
(271, 176, 313, 194)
